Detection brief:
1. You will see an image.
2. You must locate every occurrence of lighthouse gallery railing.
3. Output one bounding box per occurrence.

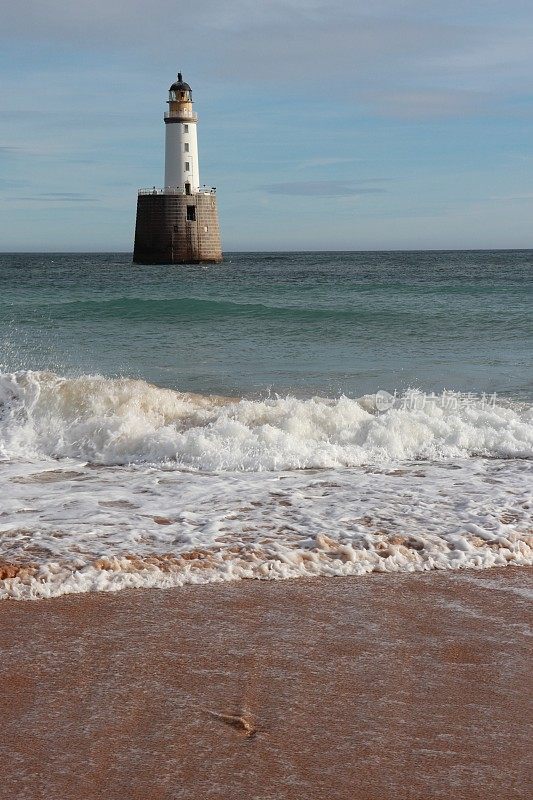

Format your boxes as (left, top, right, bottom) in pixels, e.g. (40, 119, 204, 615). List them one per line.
(138, 187, 217, 196)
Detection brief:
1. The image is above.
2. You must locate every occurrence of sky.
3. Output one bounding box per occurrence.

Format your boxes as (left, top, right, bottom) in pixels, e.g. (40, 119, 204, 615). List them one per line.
(1, 0, 532, 251)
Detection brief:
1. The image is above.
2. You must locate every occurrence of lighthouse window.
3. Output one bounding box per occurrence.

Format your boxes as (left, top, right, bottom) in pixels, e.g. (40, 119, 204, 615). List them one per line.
(184, 143, 189, 152)
(185, 162, 190, 171)
(183, 124, 189, 132)
(186, 205, 196, 221)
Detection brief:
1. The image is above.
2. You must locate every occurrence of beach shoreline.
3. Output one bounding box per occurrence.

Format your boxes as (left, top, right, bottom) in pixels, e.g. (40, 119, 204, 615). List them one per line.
(1, 567, 531, 799)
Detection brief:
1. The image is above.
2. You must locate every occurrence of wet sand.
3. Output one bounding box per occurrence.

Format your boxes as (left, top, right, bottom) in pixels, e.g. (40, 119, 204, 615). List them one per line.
(1, 568, 531, 800)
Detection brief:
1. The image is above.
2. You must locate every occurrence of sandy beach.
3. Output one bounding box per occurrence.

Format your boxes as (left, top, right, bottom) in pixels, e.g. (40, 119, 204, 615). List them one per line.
(1, 567, 531, 799)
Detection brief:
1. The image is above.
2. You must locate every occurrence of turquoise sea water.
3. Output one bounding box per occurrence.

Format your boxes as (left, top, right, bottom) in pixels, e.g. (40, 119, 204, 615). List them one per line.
(1, 250, 532, 399)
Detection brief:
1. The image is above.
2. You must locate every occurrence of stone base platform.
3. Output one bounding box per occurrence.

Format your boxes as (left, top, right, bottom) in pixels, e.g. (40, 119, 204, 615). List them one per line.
(133, 192, 222, 264)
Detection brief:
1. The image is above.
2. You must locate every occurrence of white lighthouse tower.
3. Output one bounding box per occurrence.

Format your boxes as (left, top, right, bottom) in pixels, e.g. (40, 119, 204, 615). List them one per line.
(164, 73, 200, 193)
(133, 72, 222, 264)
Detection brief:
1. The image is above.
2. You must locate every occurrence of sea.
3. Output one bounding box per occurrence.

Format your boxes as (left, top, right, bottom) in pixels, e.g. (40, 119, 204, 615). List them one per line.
(1, 250, 532, 599)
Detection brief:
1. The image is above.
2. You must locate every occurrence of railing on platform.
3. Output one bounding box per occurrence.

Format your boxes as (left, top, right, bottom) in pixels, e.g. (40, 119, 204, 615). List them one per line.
(138, 187, 216, 196)
(164, 111, 198, 121)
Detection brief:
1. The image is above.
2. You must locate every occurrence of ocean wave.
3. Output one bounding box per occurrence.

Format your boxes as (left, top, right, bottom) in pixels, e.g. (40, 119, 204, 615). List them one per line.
(1, 295, 427, 324)
(1, 371, 532, 470)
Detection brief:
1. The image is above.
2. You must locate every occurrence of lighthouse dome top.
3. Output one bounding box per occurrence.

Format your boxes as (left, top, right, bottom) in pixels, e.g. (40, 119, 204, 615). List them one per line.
(169, 73, 192, 93)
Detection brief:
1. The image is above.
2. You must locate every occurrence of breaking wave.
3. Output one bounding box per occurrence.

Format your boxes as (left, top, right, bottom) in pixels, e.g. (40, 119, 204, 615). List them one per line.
(1, 370, 532, 470)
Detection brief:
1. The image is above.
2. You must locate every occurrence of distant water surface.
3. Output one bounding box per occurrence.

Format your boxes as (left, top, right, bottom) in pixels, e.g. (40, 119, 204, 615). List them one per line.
(1, 250, 531, 398)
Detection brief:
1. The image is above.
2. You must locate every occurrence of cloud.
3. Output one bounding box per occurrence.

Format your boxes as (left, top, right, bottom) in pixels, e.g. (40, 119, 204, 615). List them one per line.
(1, 2, 532, 121)
(485, 194, 533, 203)
(0, 178, 27, 189)
(365, 89, 492, 120)
(13, 193, 99, 203)
(296, 157, 361, 169)
(262, 181, 387, 197)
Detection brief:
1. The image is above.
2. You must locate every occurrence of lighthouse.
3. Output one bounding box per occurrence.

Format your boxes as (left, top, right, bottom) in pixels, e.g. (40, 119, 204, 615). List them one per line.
(164, 73, 200, 192)
(133, 73, 222, 264)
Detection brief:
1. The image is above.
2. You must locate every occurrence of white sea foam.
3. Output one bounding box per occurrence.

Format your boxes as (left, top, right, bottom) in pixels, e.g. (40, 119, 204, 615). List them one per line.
(1, 371, 532, 469)
(0, 371, 531, 600)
